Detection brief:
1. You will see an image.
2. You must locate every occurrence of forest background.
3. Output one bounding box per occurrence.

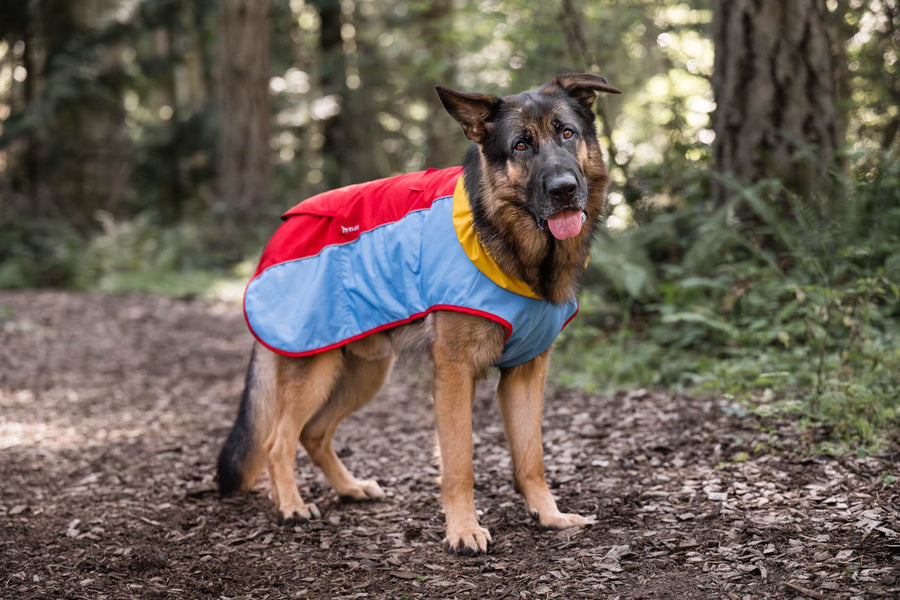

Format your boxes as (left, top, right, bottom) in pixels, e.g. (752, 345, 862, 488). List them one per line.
(1, 0, 898, 451)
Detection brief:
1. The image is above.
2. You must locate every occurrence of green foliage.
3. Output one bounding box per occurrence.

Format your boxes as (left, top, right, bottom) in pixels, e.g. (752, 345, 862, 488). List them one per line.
(69, 211, 249, 298)
(0, 217, 83, 288)
(838, 2, 900, 155)
(0, 208, 245, 296)
(557, 151, 900, 450)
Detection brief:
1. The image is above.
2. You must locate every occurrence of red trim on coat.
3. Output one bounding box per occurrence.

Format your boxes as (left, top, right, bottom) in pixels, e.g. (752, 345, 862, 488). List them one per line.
(242, 301, 514, 359)
(561, 304, 580, 331)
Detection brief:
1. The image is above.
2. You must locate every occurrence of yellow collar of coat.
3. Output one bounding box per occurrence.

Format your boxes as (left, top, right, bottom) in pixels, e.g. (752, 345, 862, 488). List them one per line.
(451, 176, 540, 299)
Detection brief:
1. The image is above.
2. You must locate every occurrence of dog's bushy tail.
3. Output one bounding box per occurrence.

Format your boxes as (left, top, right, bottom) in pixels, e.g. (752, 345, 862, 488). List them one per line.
(217, 345, 276, 494)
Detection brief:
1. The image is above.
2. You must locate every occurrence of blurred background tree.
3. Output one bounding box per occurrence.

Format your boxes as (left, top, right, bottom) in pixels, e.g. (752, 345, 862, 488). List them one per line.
(712, 0, 840, 204)
(220, 0, 271, 249)
(0, 0, 897, 448)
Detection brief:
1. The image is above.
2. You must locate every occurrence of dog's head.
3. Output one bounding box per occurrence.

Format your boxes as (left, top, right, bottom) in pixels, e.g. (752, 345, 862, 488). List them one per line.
(436, 73, 621, 241)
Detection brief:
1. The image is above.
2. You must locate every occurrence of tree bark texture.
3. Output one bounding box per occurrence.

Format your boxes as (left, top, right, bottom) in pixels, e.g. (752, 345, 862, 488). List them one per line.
(219, 0, 271, 219)
(712, 0, 840, 202)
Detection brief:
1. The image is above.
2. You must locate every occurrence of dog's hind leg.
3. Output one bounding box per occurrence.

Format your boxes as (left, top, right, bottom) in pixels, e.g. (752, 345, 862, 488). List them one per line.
(265, 350, 343, 524)
(497, 349, 594, 530)
(300, 336, 393, 501)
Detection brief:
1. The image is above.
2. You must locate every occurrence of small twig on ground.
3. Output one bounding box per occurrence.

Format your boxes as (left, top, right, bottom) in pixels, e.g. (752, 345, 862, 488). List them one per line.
(784, 581, 830, 600)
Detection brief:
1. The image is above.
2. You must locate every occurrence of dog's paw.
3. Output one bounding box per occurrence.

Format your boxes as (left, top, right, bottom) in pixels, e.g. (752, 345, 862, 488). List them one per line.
(277, 502, 321, 525)
(531, 510, 596, 530)
(444, 524, 492, 556)
(338, 478, 386, 502)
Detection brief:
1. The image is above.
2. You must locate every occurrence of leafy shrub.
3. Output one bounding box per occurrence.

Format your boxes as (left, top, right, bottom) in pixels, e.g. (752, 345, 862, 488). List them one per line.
(71, 211, 247, 296)
(0, 217, 83, 288)
(0, 208, 250, 296)
(557, 150, 900, 449)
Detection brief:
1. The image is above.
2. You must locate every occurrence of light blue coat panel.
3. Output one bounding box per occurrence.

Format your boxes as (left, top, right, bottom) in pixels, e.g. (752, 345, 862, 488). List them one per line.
(244, 194, 578, 368)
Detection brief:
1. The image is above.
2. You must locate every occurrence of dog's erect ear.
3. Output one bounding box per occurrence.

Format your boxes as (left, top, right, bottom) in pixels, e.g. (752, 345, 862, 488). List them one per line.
(435, 86, 502, 144)
(542, 73, 622, 108)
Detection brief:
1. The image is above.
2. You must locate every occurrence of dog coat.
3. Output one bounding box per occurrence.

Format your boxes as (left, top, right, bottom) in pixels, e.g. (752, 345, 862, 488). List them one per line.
(243, 166, 579, 368)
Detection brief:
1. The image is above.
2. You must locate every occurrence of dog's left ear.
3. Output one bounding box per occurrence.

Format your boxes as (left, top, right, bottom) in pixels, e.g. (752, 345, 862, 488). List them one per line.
(435, 86, 502, 144)
(542, 73, 622, 108)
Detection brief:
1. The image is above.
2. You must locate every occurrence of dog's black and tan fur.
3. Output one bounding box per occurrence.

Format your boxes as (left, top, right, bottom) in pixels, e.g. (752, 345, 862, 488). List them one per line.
(217, 74, 621, 555)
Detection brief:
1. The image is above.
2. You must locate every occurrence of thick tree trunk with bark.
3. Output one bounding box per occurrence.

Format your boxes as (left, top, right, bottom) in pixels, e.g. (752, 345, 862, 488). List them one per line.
(219, 0, 271, 222)
(712, 0, 840, 203)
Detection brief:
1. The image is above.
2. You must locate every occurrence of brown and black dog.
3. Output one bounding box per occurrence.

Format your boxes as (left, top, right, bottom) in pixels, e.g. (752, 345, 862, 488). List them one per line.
(217, 73, 621, 555)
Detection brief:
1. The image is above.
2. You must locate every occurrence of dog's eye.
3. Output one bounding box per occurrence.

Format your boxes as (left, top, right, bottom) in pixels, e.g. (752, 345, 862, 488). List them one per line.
(562, 129, 575, 140)
(514, 140, 529, 152)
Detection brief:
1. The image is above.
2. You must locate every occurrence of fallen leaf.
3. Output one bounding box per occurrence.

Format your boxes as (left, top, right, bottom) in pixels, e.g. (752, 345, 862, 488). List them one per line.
(390, 571, 423, 580)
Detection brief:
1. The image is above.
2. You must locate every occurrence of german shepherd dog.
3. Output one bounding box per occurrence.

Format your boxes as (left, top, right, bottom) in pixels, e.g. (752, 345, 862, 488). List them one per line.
(217, 73, 621, 555)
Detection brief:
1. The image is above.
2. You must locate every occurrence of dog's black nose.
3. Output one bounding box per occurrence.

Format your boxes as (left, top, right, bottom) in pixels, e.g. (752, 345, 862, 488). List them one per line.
(545, 172, 578, 204)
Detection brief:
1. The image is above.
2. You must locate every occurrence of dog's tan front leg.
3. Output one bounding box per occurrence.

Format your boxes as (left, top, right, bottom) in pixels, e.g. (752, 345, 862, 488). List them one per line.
(433, 359, 491, 555)
(432, 311, 505, 555)
(497, 350, 594, 529)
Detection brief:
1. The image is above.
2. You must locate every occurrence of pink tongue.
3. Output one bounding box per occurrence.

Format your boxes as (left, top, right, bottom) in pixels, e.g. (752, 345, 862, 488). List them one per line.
(547, 209, 583, 240)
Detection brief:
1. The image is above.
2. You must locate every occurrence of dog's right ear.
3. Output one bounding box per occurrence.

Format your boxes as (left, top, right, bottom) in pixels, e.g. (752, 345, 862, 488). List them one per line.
(435, 86, 501, 145)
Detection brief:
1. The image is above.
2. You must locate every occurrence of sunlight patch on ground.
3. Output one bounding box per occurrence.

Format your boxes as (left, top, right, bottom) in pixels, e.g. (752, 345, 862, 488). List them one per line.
(0, 402, 148, 452)
(204, 276, 246, 304)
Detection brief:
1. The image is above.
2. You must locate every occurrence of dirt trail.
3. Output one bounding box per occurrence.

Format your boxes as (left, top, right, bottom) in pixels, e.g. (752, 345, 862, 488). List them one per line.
(1, 291, 897, 599)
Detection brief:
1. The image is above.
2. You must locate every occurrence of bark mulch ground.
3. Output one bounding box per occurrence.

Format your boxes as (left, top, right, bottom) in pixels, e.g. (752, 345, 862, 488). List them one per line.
(1, 290, 897, 599)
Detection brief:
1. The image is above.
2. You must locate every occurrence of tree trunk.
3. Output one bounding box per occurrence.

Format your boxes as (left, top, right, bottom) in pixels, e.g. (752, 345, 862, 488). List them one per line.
(712, 0, 841, 203)
(314, 0, 349, 189)
(420, 0, 461, 169)
(219, 0, 271, 225)
(313, 0, 384, 187)
(559, 0, 624, 188)
(21, 18, 42, 217)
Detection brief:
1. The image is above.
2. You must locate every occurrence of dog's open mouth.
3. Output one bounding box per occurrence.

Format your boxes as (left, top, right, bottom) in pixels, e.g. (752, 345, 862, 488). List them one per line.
(544, 209, 586, 240)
